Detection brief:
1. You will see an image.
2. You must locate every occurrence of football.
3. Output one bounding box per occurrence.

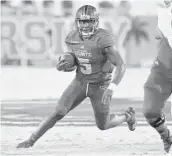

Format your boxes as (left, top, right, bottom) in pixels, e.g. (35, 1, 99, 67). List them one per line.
(59, 52, 76, 68)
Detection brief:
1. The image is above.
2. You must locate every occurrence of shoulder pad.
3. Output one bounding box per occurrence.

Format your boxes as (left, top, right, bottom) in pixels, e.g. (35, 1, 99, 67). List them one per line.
(96, 28, 112, 36)
(65, 30, 79, 44)
(97, 28, 115, 49)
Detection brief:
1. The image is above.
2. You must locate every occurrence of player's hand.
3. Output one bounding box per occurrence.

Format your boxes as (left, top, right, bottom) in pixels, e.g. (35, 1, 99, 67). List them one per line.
(102, 83, 117, 105)
(56, 54, 70, 71)
(63, 66, 76, 72)
(56, 60, 70, 71)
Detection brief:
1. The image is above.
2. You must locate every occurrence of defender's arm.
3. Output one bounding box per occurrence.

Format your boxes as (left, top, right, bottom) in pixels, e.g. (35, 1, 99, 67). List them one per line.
(105, 46, 126, 86)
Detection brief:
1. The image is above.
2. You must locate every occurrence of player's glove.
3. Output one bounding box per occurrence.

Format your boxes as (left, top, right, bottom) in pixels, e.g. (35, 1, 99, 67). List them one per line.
(102, 83, 117, 105)
(63, 66, 77, 72)
(56, 55, 75, 72)
(56, 60, 69, 71)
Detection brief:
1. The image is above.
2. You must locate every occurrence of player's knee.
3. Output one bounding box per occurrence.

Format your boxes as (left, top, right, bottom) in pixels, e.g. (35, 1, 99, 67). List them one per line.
(54, 105, 68, 116)
(51, 111, 65, 121)
(143, 104, 164, 128)
(143, 89, 161, 119)
(95, 113, 109, 130)
(46, 113, 64, 129)
(96, 122, 108, 130)
(147, 114, 165, 128)
(143, 107, 161, 119)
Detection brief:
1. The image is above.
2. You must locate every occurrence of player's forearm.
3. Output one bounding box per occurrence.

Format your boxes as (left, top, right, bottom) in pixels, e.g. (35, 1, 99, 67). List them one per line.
(112, 64, 126, 85)
(105, 46, 126, 85)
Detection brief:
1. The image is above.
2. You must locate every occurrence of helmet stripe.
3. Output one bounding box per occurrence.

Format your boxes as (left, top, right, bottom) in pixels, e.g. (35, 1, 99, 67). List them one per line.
(85, 5, 88, 16)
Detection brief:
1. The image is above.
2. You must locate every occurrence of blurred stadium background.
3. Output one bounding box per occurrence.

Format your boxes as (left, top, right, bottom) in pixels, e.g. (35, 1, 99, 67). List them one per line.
(1, 0, 172, 155)
(1, 0, 159, 67)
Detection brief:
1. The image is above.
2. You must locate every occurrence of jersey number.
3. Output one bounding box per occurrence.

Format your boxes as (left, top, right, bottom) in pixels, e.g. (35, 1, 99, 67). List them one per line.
(78, 58, 92, 75)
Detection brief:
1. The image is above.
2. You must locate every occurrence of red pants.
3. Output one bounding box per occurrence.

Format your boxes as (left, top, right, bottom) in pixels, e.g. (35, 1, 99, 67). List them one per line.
(55, 78, 111, 128)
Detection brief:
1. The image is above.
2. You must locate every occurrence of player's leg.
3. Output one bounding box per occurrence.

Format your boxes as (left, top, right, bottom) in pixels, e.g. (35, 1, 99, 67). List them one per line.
(17, 78, 86, 148)
(89, 84, 136, 130)
(143, 70, 172, 153)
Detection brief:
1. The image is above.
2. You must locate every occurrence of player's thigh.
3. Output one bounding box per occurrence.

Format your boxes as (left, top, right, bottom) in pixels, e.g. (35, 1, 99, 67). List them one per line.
(143, 70, 172, 117)
(90, 84, 110, 124)
(90, 84, 110, 114)
(55, 78, 86, 115)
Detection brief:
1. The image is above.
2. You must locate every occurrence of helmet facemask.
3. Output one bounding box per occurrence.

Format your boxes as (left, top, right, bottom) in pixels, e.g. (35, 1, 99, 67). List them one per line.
(75, 18, 99, 39)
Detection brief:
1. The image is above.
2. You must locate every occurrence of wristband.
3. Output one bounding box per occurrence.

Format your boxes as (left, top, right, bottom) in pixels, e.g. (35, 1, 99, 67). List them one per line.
(108, 83, 117, 91)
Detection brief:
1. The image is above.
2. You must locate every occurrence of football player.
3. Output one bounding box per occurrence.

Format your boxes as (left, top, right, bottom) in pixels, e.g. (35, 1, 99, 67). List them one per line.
(17, 5, 136, 148)
(143, 0, 172, 155)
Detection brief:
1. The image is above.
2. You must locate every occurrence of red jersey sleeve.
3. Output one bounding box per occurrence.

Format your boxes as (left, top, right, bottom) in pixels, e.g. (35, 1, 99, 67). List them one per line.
(65, 30, 78, 52)
(65, 30, 78, 45)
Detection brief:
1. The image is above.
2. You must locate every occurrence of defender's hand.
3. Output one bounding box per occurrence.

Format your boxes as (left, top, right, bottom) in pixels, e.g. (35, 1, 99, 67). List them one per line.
(102, 83, 117, 105)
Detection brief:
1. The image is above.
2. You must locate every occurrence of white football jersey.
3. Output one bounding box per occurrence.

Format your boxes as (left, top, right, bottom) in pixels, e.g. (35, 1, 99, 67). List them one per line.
(157, 0, 172, 48)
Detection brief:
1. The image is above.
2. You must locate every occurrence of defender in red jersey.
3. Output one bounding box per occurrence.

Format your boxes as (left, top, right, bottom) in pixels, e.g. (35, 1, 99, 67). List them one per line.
(17, 5, 136, 149)
(143, 1, 172, 154)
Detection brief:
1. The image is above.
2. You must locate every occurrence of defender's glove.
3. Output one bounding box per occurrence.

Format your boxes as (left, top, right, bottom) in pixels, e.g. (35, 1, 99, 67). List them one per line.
(102, 83, 117, 105)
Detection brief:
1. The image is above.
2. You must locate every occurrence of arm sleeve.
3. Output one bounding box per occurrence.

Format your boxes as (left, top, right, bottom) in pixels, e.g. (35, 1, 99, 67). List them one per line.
(98, 31, 116, 49)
